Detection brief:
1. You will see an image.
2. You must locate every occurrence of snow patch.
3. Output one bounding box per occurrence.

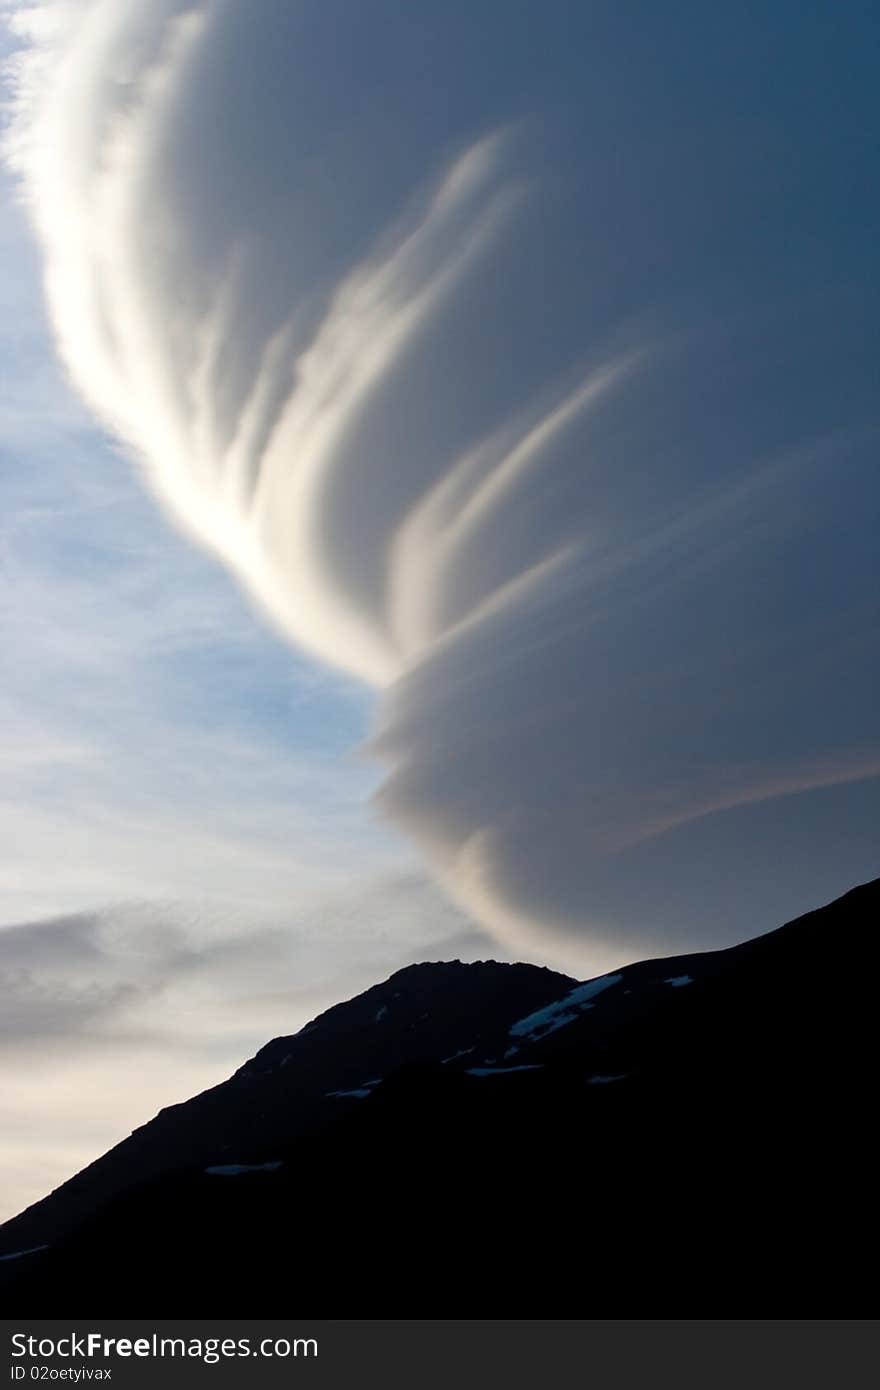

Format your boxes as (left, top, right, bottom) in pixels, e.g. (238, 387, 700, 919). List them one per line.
(0, 1244, 49, 1262)
(510, 974, 623, 1041)
(204, 1161, 283, 1177)
(664, 975, 694, 988)
(374, 1006, 389, 1022)
(587, 1073, 631, 1085)
(465, 1064, 545, 1077)
(326, 1078, 381, 1099)
(441, 1047, 475, 1064)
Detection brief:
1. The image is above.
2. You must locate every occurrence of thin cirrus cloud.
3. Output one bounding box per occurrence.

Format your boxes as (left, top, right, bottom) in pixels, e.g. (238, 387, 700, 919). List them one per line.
(4, 0, 879, 966)
(0, 168, 414, 936)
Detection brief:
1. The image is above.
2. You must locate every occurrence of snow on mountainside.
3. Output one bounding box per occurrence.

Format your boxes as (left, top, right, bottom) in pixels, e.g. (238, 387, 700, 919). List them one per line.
(0, 959, 573, 1257)
(1, 877, 877, 1314)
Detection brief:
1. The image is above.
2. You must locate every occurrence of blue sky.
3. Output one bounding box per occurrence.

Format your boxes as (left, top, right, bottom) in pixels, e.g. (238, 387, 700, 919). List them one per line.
(1, 1, 877, 1222)
(0, 159, 393, 922)
(0, 156, 488, 1221)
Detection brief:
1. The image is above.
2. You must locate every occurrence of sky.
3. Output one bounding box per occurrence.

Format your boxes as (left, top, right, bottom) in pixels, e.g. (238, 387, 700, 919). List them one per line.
(1, 1, 878, 1220)
(0, 17, 498, 1219)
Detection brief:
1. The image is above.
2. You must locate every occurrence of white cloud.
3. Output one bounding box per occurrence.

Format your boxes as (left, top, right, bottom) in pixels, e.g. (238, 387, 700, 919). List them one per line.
(0, 177, 402, 922)
(4, 1, 879, 969)
(0, 100, 501, 1225)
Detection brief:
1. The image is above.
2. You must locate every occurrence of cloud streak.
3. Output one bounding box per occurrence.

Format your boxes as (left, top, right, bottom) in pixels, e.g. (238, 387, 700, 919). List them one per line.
(5, 0, 880, 966)
(0, 877, 489, 1220)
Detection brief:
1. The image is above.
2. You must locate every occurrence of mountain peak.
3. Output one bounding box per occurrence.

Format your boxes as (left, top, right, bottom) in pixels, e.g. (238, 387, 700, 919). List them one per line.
(1, 878, 876, 1314)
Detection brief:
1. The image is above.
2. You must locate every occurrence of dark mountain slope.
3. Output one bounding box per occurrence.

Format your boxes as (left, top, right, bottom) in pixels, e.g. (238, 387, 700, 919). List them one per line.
(1, 877, 877, 1314)
(0, 958, 573, 1255)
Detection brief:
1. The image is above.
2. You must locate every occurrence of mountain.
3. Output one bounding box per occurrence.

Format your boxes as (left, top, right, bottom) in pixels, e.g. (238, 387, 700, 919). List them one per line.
(1, 878, 876, 1314)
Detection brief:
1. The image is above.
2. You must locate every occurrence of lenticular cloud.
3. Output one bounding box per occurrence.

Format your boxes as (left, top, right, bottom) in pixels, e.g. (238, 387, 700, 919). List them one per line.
(6, 1, 880, 968)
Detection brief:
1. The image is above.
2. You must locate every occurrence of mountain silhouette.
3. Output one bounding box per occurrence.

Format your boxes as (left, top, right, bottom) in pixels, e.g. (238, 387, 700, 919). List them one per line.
(1, 878, 876, 1314)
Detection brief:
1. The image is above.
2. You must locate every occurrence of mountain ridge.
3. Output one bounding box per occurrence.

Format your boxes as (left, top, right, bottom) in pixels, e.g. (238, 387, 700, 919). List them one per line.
(2, 876, 877, 1314)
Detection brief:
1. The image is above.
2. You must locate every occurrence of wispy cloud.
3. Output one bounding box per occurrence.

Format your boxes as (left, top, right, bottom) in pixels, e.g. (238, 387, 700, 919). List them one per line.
(5, 1, 878, 967)
(0, 880, 497, 1220)
(0, 161, 493, 1221)
(0, 178, 404, 923)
